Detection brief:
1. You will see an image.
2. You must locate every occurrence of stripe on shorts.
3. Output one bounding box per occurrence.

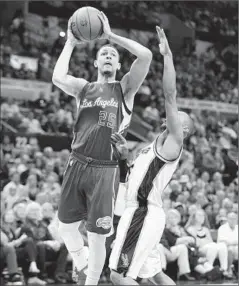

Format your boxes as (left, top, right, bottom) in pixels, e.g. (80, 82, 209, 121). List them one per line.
(116, 157, 165, 274)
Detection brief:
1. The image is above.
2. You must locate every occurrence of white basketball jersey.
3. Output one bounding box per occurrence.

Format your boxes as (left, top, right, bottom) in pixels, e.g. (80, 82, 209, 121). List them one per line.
(126, 137, 182, 208)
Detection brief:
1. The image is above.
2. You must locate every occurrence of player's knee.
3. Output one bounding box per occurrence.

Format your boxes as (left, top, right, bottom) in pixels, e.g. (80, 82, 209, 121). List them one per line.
(87, 231, 106, 244)
(58, 220, 78, 235)
(58, 221, 84, 245)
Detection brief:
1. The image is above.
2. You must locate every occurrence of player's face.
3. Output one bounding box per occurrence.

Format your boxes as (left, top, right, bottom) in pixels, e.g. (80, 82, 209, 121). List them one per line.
(95, 47, 120, 76)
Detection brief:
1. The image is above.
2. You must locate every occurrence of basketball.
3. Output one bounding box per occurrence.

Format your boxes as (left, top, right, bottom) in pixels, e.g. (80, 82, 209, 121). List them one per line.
(70, 6, 103, 41)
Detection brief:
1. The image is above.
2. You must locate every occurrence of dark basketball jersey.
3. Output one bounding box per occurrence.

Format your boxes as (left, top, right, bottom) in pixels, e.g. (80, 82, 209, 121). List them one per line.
(71, 81, 132, 161)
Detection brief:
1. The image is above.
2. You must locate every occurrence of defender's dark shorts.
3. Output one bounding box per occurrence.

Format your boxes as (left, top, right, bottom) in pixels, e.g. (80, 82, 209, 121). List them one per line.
(58, 151, 119, 235)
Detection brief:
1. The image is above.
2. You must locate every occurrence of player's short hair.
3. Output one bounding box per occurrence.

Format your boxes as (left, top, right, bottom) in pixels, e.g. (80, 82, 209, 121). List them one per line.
(96, 44, 120, 60)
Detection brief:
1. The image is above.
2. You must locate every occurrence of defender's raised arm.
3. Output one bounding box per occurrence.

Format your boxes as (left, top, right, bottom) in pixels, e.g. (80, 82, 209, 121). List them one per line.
(157, 26, 183, 145)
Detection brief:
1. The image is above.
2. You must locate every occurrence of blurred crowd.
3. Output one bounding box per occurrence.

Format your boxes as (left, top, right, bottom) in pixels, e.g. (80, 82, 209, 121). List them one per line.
(96, 1, 238, 37)
(0, 2, 238, 285)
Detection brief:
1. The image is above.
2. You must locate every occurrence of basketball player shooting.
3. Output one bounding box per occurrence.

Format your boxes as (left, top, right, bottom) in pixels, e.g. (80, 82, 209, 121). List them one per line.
(109, 26, 194, 285)
(52, 10, 152, 286)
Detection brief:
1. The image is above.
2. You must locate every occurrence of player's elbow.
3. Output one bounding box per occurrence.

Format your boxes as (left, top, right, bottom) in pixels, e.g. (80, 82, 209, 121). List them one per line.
(141, 49, 153, 62)
(52, 74, 59, 85)
(52, 74, 63, 87)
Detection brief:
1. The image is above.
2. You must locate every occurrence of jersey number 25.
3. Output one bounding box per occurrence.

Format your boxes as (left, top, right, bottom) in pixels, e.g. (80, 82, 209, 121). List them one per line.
(98, 111, 116, 129)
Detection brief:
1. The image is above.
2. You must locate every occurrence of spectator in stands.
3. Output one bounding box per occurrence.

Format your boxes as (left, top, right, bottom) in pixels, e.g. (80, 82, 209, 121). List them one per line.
(215, 208, 228, 229)
(4, 172, 26, 204)
(24, 174, 39, 201)
(201, 147, 221, 176)
(142, 101, 160, 128)
(31, 92, 48, 110)
(12, 201, 28, 230)
(163, 209, 195, 280)
(0, 235, 23, 285)
(195, 191, 208, 209)
(162, 209, 216, 279)
(0, 209, 46, 285)
(186, 209, 232, 278)
(41, 203, 70, 283)
(10, 10, 25, 48)
(19, 202, 65, 283)
(188, 204, 198, 216)
(222, 198, 233, 213)
(21, 112, 45, 134)
(174, 203, 188, 227)
(159, 233, 193, 281)
(2, 135, 14, 155)
(217, 212, 238, 277)
(162, 198, 172, 214)
(14, 63, 29, 80)
(221, 148, 238, 186)
(169, 180, 181, 202)
(202, 203, 216, 229)
(1, 98, 20, 120)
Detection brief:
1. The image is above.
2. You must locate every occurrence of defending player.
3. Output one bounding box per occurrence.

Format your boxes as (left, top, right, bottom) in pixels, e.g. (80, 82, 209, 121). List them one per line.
(109, 26, 194, 285)
(52, 10, 152, 286)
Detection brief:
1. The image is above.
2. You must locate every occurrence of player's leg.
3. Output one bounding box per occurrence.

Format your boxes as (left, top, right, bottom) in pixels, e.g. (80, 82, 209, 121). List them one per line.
(58, 221, 88, 278)
(138, 233, 175, 285)
(85, 165, 119, 285)
(84, 231, 106, 285)
(145, 243, 176, 285)
(58, 157, 88, 282)
(126, 206, 166, 280)
(109, 207, 140, 285)
(110, 206, 166, 285)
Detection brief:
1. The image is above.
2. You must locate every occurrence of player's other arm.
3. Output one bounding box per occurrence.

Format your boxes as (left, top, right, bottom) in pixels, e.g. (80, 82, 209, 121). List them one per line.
(158, 27, 183, 145)
(156, 28, 183, 158)
(52, 18, 88, 103)
(98, 12, 152, 109)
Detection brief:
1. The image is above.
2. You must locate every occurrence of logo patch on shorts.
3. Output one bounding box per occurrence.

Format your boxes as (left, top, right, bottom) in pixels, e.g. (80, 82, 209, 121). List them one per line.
(96, 216, 112, 229)
(120, 253, 129, 268)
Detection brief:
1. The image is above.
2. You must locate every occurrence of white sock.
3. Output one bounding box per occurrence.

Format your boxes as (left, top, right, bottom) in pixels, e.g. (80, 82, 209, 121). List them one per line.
(58, 221, 88, 271)
(85, 232, 106, 285)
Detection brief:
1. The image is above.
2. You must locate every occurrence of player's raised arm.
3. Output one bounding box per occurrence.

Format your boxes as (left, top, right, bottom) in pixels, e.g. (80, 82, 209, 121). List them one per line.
(52, 17, 88, 102)
(157, 26, 183, 145)
(98, 12, 152, 109)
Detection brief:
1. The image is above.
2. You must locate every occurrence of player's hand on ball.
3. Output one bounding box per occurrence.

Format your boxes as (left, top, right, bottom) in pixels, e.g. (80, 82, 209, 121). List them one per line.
(111, 133, 128, 160)
(67, 17, 82, 45)
(156, 26, 172, 57)
(97, 11, 112, 40)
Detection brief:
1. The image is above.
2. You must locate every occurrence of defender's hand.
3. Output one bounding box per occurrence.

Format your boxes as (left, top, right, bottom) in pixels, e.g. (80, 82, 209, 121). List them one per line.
(111, 133, 128, 160)
(156, 26, 172, 57)
(67, 17, 83, 46)
(97, 11, 112, 40)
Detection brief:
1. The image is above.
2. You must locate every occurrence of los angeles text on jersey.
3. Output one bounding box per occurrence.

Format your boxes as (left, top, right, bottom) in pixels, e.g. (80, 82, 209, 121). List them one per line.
(80, 97, 119, 109)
